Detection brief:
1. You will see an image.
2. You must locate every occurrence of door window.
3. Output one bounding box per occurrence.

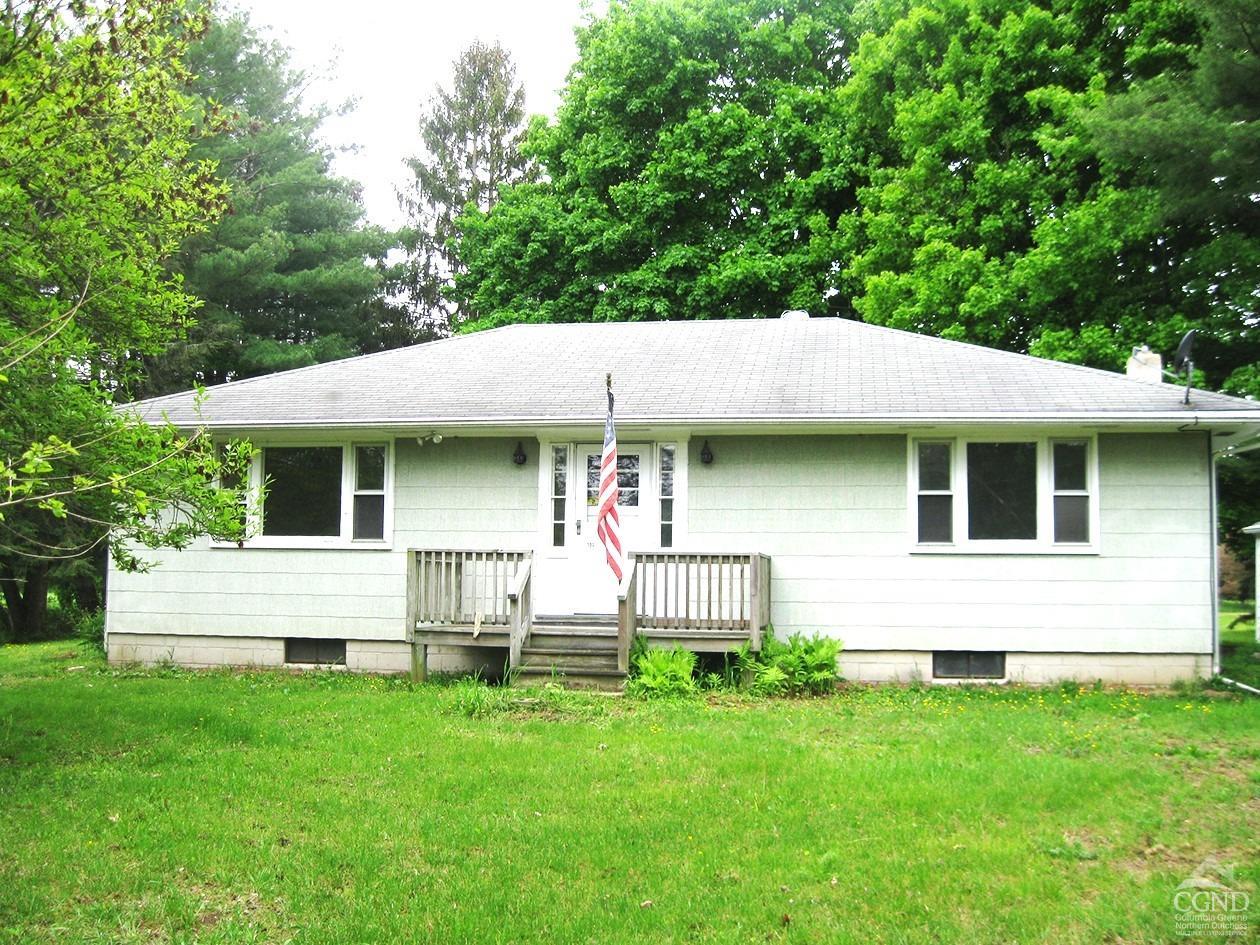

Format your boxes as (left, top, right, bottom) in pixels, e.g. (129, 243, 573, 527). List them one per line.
(586, 453, 640, 508)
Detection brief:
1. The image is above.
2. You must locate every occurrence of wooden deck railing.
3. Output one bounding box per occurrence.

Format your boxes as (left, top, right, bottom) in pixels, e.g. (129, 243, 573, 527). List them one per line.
(414, 549, 532, 631)
(507, 556, 532, 668)
(618, 552, 771, 670)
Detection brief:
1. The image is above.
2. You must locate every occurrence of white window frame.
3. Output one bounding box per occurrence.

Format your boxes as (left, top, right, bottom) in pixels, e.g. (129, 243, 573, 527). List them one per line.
(549, 443, 569, 549)
(350, 443, 391, 543)
(908, 434, 1099, 555)
(215, 438, 394, 550)
(658, 442, 677, 549)
(1049, 438, 1092, 545)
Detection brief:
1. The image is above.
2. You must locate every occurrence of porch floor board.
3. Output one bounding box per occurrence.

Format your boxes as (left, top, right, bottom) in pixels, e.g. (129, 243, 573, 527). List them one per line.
(413, 626, 511, 648)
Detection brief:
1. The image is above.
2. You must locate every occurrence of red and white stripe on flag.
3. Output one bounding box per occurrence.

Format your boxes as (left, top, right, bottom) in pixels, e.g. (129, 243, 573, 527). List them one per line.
(596, 384, 624, 582)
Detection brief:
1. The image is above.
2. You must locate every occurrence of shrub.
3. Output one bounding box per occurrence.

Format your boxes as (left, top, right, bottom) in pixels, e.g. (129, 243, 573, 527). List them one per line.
(626, 644, 698, 698)
(74, 610, 106, 653)
(739, 632, 841, 696)
(746, 661, 789, 696)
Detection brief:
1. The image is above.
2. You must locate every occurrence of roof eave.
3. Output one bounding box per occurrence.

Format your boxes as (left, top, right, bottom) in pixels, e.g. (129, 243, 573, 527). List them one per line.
(133, 410, 1260, 430)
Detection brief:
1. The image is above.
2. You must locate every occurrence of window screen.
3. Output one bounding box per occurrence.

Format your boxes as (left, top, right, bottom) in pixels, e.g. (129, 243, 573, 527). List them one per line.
(1052, 441, 1090, 543)
(933, 651, 1005, 679)
(916, 442, 953, 543)
(285, 638, 347, 665)
(352, 445, 386, 540)
(262, 447, 342, 536)
(966, 442, 1037, 540)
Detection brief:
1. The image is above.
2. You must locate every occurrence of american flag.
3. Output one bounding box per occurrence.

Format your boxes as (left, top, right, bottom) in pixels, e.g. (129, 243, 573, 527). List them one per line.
(596, 375, 624, 581)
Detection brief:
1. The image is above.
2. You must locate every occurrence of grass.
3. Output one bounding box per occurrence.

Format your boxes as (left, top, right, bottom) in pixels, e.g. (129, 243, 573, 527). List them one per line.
(1, 642, 1257, 944)
(1219, 598, 1259, 689)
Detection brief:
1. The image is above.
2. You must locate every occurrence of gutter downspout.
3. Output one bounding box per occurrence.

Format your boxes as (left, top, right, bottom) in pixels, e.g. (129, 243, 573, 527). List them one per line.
(1218, 676, 1260, 696)
(1209, 433, 1221, 677)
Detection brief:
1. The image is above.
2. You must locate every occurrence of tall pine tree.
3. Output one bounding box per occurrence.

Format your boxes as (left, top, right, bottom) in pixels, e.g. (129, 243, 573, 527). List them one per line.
(144, 9, 395, 393)
(398, 41, 532, 333)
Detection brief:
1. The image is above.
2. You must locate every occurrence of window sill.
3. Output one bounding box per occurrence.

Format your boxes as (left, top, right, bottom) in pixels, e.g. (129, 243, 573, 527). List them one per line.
(910, 543, 1098, 556)
(211, 538, 393, 551)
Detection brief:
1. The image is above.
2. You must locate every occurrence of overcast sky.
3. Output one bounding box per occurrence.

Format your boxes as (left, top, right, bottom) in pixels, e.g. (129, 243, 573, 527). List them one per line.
(240, 0, 601, 229)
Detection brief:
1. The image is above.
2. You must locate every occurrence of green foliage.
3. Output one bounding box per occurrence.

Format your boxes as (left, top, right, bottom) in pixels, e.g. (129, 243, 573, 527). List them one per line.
(0, 2, 256, 640)
(73, 609, 106, 654)
(629, 634, 840, 698)
(454, 0, 857, 327)
(837, 0, 1214, 362)
(455, 0, 1257, 397)
(143, 8, 397, 392)
(626, 644, 698, 698)
(1217, 451, 1260, 588)
(744, 660, 790, 696)
(399, 41, 532, 333)
(1081, 0, 1260, 389)
(738, 631, 842, 696)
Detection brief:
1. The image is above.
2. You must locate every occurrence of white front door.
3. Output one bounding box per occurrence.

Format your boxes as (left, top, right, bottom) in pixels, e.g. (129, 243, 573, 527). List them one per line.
(534, 443, 657, 616)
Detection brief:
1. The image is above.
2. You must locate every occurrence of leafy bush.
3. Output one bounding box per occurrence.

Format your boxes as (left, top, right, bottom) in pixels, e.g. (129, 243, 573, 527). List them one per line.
(74, 610, 106, 653)
(627, 633, 840, 698)
(739, 632, 841, 696)
(626, 644, 697, 698)
(745, 661, 789, 696)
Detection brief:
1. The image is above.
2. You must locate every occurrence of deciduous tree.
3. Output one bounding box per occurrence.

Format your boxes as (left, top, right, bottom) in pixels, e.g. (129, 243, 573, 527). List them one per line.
(0, 1, 252, 640)
(454, 0, 857, 328)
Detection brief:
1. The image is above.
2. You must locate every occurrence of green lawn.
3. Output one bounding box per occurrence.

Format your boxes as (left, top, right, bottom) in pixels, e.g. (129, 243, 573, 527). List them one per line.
(1, 643, 1257, 944)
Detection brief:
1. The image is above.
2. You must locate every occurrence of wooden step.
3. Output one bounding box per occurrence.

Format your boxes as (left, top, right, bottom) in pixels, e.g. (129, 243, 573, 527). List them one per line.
(511, 666, 625, 692)
(527, 629, 618, 652)
(530, 622, 617, 635)
(533, 614, 617, 627)
(519, 647, 619, 672)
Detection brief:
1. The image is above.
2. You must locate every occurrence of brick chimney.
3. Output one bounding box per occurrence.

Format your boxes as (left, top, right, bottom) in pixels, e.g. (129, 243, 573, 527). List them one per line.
(1126, 346, 1163, 383)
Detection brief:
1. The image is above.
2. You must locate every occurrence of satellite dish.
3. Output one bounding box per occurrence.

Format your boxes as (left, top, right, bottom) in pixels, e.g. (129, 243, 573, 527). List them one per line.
(1172, 329, 1197, 405)
(1173, 330, 1196, 374)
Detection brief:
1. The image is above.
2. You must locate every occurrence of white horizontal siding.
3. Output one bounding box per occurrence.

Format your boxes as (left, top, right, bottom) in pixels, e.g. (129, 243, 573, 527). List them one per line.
(686, 433, 1212, 654)
(107, 542, 407, 640)
(392, 438, 537, 549)
(107, 436, 538, 642)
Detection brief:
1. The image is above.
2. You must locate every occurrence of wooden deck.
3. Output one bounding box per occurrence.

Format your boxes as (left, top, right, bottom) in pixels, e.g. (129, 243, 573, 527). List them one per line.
(410, 549, 771, 688)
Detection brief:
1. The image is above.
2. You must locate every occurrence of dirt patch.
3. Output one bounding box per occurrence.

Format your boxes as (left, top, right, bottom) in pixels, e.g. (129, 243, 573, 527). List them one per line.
(181, 879, 288, 939)
(1118, 840, 1254, 884)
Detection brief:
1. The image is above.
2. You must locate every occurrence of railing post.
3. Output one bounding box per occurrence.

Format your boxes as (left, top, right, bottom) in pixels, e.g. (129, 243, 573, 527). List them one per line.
(407, 551, 423, 682)
(617, 555, 637, 674)
(749, 553, 770, 651)
(507, 554, 533, 670)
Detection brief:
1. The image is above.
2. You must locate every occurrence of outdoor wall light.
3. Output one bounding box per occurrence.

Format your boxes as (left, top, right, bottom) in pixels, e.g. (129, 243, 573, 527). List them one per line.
(700, 440, 714, 465)
(513, 441, 527, 465)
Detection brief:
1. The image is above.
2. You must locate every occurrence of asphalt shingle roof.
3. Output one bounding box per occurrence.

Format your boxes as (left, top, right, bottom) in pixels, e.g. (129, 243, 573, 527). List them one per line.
(133, 318, 1260, 428)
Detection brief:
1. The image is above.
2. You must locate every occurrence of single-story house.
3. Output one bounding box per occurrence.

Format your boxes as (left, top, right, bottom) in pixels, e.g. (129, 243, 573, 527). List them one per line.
(106, 315, 1260, 686)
